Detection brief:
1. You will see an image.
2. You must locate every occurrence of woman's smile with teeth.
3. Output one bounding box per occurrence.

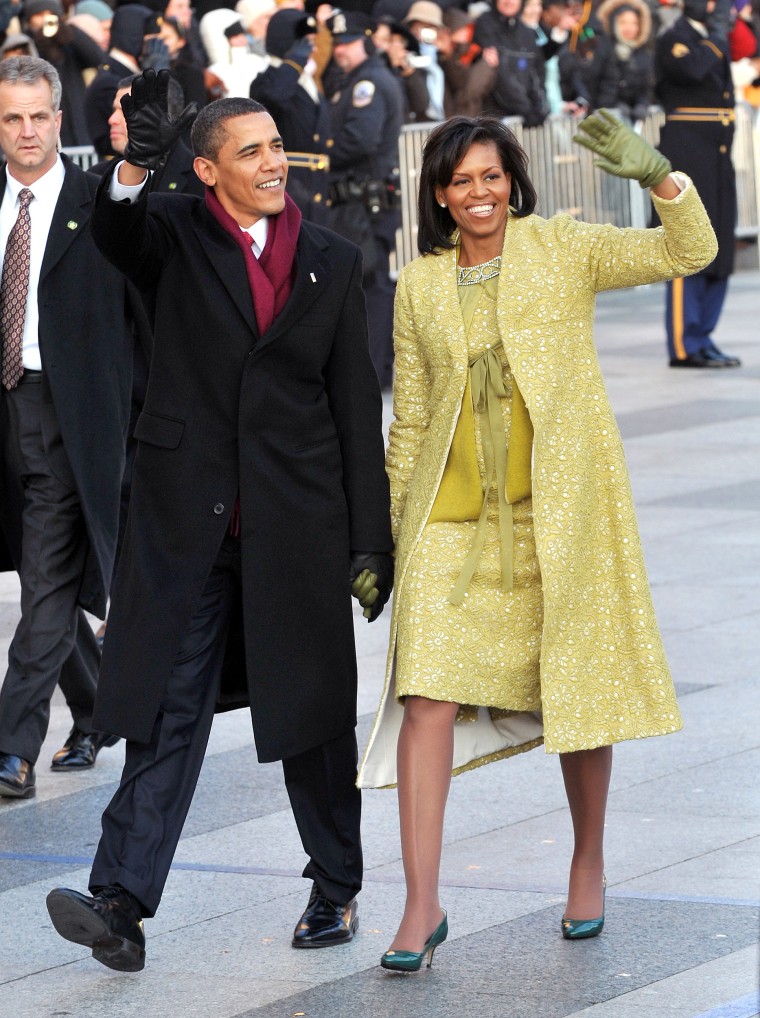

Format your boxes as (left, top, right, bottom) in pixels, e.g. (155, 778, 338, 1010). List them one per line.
(468, 204, 494, 215)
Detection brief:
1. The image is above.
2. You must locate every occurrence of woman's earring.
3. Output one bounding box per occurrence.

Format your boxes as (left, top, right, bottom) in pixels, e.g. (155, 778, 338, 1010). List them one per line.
(440, 201, 447, 208)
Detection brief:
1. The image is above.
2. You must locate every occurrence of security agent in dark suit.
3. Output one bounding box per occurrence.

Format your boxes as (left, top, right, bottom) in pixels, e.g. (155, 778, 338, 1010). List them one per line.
(46, 71, 394, 972)
(0, 57, 132, 797)
(654, 0, 741, 368)
(325, 10, 404, 390)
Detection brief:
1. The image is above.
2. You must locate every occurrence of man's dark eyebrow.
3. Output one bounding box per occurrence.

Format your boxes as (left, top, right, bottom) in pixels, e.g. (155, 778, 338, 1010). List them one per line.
(236, 135, 284, 157)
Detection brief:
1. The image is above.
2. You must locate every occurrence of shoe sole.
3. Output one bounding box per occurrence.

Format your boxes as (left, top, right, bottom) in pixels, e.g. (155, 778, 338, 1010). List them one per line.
(291, 915, 359, 949)
(46, 892, 145, 972)
(0, 780, 35, 798)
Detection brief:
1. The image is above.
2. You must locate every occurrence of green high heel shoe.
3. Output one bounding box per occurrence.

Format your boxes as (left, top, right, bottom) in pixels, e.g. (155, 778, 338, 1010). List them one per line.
(561, 875, 606, 940)
(380, 911, 448, 972)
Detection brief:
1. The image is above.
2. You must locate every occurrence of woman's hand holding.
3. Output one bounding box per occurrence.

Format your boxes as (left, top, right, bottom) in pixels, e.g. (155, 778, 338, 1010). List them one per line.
(573, 109, 672, 189)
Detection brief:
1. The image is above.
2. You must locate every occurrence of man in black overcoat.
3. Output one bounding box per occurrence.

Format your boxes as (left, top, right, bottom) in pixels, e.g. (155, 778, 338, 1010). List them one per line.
(0, 57, 131, 798)
(46, 71, 394, 973)
(655, 0, 741, 368)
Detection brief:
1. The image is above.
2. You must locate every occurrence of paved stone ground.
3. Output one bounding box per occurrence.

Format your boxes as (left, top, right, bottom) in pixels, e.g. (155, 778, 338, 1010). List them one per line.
(1, 274, 758, 1018)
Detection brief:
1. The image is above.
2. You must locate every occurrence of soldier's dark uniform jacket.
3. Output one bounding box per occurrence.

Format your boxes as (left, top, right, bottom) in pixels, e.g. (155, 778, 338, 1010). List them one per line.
(250, 10, 332, 225)
(655, 13, 736, 277)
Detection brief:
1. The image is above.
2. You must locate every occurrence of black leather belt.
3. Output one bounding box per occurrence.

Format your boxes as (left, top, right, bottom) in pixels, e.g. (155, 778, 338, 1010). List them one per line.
(17, 369, 42, 384)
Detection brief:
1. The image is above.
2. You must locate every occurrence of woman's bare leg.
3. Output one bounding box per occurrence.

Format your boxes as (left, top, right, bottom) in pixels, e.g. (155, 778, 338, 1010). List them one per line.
(388, 695, 459, 952)
(559, 745, 612, 918)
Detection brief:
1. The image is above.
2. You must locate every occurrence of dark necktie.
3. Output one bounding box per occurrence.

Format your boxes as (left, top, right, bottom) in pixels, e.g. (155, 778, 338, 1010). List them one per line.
(1, 188, 35, 391)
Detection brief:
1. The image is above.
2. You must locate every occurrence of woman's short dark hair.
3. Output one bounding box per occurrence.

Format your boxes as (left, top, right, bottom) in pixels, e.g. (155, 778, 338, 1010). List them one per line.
(417, 116, 538, 255)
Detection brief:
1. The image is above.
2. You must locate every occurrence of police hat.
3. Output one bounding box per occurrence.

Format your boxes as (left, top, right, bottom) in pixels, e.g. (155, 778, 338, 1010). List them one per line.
(326, 10, 375, 42)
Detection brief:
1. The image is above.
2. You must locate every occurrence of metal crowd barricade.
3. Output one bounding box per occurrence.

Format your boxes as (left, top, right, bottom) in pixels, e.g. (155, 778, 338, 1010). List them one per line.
(61, 145, 99, 171)
(395, 107, 760, 270)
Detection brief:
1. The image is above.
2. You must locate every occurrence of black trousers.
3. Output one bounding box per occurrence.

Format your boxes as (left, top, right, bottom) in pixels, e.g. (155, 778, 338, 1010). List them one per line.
(90, 534, 363, 918)
(0, 377, 100, 763)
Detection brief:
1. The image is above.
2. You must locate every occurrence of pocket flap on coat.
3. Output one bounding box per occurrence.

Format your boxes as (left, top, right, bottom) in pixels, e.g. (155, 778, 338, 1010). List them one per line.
(133, 411, 185, 449)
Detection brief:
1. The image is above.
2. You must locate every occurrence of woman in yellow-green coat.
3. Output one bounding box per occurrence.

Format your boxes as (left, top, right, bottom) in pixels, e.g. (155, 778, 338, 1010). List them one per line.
(359, 111, 718, 971)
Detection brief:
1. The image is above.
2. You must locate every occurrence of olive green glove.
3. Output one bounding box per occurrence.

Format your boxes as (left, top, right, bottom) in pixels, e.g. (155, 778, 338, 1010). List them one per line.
(573, 109, 672, 189)
(349, 552, 394, 622)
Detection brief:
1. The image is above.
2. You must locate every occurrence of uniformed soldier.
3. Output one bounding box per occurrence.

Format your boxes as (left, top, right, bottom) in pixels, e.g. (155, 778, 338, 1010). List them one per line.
(250, 9, 332, 224)
(325, 10, 404, 389)
(655, 0, 741, 368)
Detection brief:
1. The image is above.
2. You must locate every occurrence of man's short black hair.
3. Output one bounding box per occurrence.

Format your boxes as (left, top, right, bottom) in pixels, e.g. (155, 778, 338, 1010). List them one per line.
(191, 97, 268, 161)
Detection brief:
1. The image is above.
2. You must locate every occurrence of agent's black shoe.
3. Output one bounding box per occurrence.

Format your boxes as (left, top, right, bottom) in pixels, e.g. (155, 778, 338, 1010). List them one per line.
(46, 886, 146, 972)
(292, 883, 359, 948)
(0, 753, 35, 798)
(51, 727, 120, 770)
(701, 346, 741, 367)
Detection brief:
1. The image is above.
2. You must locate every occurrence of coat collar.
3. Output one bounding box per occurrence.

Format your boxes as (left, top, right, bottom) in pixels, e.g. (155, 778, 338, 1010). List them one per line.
(192, 209, 332, 345)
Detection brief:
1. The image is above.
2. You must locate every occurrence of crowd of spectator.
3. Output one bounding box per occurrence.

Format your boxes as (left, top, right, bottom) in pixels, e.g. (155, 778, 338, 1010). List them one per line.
(0, 0, 757, 157)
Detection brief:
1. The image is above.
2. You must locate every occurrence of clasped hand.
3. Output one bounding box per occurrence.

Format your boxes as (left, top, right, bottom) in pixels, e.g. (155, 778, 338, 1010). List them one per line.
(122, 69, 198, 171)
(349, 552, 394, 623)
(573, 109, 672, 189)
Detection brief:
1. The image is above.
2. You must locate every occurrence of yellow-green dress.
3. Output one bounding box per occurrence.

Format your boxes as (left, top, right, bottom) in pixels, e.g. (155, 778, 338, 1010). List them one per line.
(395, 267, 544, 719)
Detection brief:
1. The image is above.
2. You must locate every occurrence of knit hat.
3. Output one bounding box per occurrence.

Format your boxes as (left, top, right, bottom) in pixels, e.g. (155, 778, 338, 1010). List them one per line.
(23, 0, 64, 17)
(235, 0, 277, 30)
(265, 9, 315, 58)
(74, 0, 113, 20)
(109, 3, 153, 58)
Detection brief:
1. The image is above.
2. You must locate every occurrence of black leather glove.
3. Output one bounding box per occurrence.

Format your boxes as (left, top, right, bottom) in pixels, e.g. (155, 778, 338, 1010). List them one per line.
(284, 37, 314, 73)
(122, 69, 198, 171)
(349, 551, 394, 623)
(141, 37, 171, 72)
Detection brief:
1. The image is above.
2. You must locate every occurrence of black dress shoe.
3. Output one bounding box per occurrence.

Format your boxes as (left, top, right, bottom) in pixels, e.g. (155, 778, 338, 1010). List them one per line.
(292, 883, 359, 948)
(0, 753, 36, 798)
(50, 727, 120, 770)
(670, 352, 711, 368)
(701, 346, 741, 367)
(46, 886, 146, 972)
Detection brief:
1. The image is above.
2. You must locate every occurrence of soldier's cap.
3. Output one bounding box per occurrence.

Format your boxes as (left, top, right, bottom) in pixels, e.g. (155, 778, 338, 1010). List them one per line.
(403, 1, 444, 28)
(326, 10, 375, 41)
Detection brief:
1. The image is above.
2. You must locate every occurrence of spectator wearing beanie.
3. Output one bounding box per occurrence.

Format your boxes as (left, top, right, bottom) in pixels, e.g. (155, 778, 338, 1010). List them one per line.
(84, 3, 153, 158)
(199, 6, 268, 96)
(23, 0, 106, 144)
(74, 0, 113, 50)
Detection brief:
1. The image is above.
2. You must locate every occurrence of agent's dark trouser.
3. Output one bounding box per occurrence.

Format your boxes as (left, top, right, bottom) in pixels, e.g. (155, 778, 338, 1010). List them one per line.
(0, 376, 100, 763)
(89, 533, 362, 918)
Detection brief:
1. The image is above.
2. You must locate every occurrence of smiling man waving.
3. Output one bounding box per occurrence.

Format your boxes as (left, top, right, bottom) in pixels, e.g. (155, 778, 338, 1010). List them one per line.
(45, 70, 393, 972)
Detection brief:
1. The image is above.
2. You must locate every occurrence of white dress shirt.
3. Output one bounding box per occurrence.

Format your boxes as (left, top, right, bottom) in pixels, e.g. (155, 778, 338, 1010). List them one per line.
(109, 164, 269, 256)
(0, 157, 66, 370)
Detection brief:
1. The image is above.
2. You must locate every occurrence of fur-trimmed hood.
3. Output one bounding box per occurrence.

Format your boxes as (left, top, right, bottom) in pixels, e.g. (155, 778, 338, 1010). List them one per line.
(597, 0, 652, 49)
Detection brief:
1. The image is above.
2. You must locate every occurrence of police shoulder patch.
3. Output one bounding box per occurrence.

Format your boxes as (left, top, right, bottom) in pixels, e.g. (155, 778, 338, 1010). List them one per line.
(671, 42, 690, 58)
(352, 80, 375, 108)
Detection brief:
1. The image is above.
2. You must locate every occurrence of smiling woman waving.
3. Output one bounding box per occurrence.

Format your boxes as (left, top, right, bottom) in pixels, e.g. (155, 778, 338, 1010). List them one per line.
(358, 112, 717, 972)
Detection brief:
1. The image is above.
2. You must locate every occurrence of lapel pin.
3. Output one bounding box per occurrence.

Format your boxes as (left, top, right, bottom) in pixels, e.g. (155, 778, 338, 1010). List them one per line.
(67, 220, 78, 230)
(169, 182, 177, 190)
(310, 272, 317, 283)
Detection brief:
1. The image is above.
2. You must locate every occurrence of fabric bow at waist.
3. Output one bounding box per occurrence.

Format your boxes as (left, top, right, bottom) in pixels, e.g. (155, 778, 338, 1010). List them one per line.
(449, 342, 513, 606)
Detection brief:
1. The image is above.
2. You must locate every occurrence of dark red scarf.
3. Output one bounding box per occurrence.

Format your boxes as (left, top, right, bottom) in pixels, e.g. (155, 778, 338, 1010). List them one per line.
(204, 186, 302, 334)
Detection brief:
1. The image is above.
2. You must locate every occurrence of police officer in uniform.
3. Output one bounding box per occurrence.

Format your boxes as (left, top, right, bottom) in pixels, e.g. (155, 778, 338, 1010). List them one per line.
(250, 10, 332, 225)
(655, 0, 741, 368)
(326, 10, 404, 389)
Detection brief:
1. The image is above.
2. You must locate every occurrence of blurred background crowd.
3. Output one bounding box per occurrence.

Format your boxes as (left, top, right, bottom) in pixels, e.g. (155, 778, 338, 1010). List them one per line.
(0, 0, 756, 384)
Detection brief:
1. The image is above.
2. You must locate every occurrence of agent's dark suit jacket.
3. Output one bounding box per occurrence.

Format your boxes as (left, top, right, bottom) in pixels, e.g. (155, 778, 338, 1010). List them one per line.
(90, 166, 392, 763)
(0, 157, 132, 619)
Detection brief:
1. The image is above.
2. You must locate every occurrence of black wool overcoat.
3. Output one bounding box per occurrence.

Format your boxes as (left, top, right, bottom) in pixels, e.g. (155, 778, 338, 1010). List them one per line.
(89, 167, 393, 762)
(0, 158, 132, 618)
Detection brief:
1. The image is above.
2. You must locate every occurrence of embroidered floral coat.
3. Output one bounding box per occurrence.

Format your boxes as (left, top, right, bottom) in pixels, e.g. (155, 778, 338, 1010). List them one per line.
(358, 180, 717, 789)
